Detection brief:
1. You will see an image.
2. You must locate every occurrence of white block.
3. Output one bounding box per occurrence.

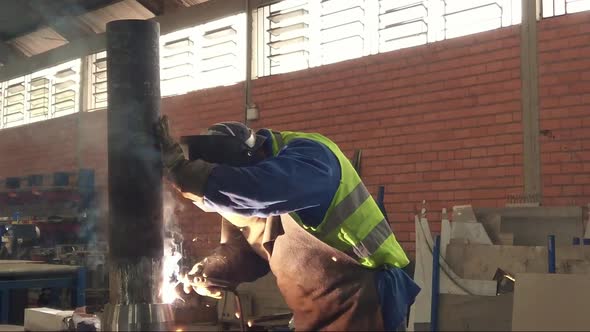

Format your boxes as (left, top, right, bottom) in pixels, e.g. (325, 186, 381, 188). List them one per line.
(24, 307, 73, 332)
(452, 205, 478, 223)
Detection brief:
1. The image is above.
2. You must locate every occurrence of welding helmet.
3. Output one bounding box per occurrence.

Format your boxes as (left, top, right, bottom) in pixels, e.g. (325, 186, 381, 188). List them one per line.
(181, 122, 266, 167)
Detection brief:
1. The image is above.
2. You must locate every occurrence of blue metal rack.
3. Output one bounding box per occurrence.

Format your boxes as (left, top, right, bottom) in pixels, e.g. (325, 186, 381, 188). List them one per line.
(0, 267, 85, 323)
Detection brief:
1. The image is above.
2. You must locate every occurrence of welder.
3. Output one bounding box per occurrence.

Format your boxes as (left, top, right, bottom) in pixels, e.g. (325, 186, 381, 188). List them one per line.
(156, 116, 420, 331)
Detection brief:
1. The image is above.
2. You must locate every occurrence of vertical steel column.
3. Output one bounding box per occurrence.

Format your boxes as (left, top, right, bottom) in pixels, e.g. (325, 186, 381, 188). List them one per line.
(106, 19, 163, 305)
(520, 0, 542, 199)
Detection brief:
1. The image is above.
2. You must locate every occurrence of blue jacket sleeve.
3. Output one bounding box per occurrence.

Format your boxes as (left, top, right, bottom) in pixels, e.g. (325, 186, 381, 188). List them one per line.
(202, 138, 341, 227)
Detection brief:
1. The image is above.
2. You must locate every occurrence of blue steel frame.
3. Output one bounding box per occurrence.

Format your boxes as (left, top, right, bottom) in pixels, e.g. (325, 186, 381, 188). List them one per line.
(0, 267, 85, 323)
(547, 235, 556, 273)
(430, 235, 441, 332)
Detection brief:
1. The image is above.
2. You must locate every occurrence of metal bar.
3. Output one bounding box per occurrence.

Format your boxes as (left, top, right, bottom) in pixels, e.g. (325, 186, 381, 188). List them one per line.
(106, 19, 163, 305)
(548, 235, 556, 273)
(0, 278, 74, 289)
(430, 235, 440, 332)
(232, 290, 246, 332)
(245, 0, 254, 124)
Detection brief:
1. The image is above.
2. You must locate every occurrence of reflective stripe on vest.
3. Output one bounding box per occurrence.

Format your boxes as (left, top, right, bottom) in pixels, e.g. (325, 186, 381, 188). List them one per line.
(268, 130, 410, 269)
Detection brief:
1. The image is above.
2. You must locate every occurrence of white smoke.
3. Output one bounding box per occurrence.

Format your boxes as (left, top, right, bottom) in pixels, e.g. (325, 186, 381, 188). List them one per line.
(161, 188, 184, 304)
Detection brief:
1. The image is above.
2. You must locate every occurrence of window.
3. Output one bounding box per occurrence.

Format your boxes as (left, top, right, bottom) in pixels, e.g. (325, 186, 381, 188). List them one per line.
(0, 59, 80, 129)
(254, 0, 522, 77)
(255, 0, 312, 76)
(52, 61, 80, 117)
(89, 51, 108, 110)
(321, 0, 368, 64)
(3, 77, 26, 128)
(29, 73, 50, 123)
(443, 0, 520, 39)
(378, 0, 430, 53)
(198, 14, 246, 89)
(160, 13, 246, 97)
(160, 27, 198, 97)
(542, 0, 590, 17)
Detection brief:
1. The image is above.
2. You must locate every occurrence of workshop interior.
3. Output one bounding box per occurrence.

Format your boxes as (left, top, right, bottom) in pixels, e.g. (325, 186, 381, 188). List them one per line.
(1, 0, 590, 331)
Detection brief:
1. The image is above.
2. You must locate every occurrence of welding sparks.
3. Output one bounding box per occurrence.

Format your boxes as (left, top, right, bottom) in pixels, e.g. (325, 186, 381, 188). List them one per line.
(161, 247, 183, 304)
(235, 312, 241, 319)
(247, 321, 253, 328)
(161, 190, 185, 304)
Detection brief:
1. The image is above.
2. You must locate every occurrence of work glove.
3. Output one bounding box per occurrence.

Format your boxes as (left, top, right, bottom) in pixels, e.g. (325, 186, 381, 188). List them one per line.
(181, 233, 270, 299)
(155, 115, 186, 172)
(181, 257, 234, 299)
(155, 115, 215, 197)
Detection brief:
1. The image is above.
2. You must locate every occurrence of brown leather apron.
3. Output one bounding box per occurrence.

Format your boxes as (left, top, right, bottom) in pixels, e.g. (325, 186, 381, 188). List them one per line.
(219, 213, 384, 331)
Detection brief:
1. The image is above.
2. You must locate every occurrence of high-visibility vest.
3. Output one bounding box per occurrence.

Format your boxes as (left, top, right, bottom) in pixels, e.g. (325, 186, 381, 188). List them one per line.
(268, 130, 410, 269)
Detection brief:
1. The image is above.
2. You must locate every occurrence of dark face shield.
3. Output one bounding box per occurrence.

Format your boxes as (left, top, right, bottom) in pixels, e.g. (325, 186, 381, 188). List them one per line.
(181, 135, 264, 167)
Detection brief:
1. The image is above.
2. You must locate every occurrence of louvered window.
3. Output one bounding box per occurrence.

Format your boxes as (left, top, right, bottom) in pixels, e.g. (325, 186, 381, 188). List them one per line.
(52, 61, 80, 117)
(160, 27, 198, 97)
(443, 0, 520, 39)
(198, 14, 245, 89)
(28, 73, 50, 123)
(542, 0, 590, 17)
(255, 0, 312, 76)
(320, 0, 367, 65)
(3, 78, 26, 128)
(379, 0, 429, 52)
(160, 13, 245, 96)
(90, 51, 108, 110)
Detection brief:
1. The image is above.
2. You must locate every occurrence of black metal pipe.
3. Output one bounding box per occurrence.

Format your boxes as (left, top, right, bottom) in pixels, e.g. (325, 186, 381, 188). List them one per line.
(106, 19, 163, 305)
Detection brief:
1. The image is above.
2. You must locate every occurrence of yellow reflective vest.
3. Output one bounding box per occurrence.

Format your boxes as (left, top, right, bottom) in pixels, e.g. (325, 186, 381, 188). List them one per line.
(268, 130, 410, 269)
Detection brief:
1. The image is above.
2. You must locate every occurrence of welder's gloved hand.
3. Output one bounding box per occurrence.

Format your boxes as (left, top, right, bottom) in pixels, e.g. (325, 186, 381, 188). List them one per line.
(181, 261, 225, 300)
(155, 115, 185, 171)
(155, 115, 216, 197)
(182, 234, 270, 299)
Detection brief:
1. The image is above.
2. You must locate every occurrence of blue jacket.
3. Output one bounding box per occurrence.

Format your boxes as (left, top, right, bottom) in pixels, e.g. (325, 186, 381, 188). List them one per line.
(203, 129, 419, 330)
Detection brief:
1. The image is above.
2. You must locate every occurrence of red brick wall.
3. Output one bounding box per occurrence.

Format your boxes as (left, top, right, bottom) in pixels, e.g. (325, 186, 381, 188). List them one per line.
(251, 26, 523, 250)
(538, 11, 590, 206)
(1, 12, 589, 258)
